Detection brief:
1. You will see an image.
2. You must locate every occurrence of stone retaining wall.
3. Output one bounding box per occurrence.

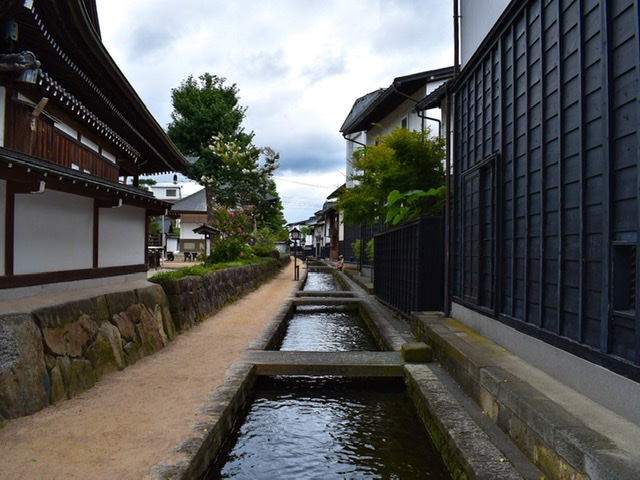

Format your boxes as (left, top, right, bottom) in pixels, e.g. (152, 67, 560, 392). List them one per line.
(157, 260, 284, 332)
(0, 259, 286, 422)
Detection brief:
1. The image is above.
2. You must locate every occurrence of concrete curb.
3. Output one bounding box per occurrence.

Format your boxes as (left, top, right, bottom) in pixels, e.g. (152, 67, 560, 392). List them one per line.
(151, 363, 257, 479)
(405, 364, 524, 479)
(413, 312, 640, 479)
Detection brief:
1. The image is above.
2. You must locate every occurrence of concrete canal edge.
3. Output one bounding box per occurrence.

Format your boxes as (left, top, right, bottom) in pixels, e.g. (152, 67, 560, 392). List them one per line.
(405, 364, 524, 479)
(149, 358, 530, 479)
(412, 311, 640, 479)
(148, 268, 540, 480)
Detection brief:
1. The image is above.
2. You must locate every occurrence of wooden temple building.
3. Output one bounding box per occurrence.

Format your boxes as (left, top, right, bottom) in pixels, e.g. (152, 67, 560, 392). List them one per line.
(0, 0, 188, 299)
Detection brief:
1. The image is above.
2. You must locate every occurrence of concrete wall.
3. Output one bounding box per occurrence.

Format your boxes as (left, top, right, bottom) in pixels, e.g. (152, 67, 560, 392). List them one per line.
(414, 310, 640, 479)
(451, 303, 640, 427)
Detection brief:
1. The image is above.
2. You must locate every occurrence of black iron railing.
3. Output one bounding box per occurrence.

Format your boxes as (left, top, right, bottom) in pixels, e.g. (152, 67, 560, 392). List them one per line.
(374, 216, 444, 316)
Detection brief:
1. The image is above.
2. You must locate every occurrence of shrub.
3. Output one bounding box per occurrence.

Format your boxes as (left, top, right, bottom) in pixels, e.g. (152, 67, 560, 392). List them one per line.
(148, 257, 274, 282)
(149, 264, 209, 281)
(207, 237, 254, 264)
(366, 238, 375, 264)
(252, 244, 273, 257)
(352, 239, 362, 262)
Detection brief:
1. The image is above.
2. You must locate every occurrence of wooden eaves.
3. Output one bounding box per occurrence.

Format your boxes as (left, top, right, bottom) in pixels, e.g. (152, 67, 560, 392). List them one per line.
(7, 0, 189, 178)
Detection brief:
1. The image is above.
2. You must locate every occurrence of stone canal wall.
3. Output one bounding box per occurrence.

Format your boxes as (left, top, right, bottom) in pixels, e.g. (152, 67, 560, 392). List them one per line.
(0, 259, 286, 422)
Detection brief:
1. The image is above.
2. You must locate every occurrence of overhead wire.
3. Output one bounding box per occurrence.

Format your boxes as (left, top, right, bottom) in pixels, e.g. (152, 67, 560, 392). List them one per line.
(274, 177, 335, 189)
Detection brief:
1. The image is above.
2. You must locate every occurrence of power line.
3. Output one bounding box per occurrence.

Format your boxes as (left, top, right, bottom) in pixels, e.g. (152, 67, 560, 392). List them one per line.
(274, 177, 334, 189)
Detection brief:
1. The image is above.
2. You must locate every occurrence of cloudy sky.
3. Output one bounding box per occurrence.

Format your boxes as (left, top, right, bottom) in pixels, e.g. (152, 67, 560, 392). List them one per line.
(95, 1, 454, 223)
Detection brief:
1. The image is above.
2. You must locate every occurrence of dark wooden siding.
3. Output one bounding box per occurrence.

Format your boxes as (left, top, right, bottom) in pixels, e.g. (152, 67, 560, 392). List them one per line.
(5, 99, 120, 182)
(452, 0, 640, 379)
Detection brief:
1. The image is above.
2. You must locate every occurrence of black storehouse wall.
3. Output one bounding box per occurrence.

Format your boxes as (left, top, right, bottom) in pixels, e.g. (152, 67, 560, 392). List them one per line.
(451, 0, 640, 380)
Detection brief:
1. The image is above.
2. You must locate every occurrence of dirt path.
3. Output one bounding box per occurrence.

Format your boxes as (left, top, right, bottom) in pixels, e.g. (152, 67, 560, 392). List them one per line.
(0, 262, 298, 479)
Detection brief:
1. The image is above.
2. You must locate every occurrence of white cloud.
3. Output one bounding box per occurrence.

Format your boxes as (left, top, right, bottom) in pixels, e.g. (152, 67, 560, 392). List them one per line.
(96, 0, 453, 222)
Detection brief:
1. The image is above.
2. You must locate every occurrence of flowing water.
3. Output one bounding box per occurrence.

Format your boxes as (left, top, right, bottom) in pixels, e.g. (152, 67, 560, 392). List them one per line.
(278, 305, 380, 351)
(205, 377, 451, 479)
(203, 270, 450, 478)
(302, 270, 342, 291)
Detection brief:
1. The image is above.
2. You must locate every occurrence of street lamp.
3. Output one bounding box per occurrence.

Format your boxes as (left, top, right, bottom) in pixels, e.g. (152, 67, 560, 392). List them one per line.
(290, 227, 301, 280)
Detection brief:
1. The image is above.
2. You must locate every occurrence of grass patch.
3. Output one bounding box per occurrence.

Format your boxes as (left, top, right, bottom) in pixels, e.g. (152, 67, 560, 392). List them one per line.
(148, 257, 273, 282)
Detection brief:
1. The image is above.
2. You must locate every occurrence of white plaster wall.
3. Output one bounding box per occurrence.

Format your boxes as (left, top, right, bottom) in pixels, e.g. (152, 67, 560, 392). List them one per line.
(166, 237, 179, 253)
(304, 232, 313, 247)
(14, 190, 93, 274)
(460, 0, 511, 68)
(345, 131, 365, 188)
(366, 83, 445, 144)
(0, 180, 5, 275)
(98, 205, 146, 267)
(181, 221, 202, 241)
(367, 97, 420, 143)
(422, 81, 446, 136)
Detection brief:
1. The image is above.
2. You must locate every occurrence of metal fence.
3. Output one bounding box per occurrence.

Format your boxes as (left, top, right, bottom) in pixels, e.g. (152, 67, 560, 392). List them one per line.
(374, 216, 444, 316)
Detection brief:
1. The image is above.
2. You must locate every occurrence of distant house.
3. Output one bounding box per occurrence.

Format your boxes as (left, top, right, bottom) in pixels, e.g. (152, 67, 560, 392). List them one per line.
(339, 67, 454, 264)
(314, 184, 344, 260)
(0, 1, 188, 299)
(443, 0, 640, 419)
(340, 67, 454, 161)
(148, 182, 184, 203)
(286, 219, 314, 256)
(170, 187, 279, 260)
(169, 188, 207, 257)
(146, 178, 204, 256)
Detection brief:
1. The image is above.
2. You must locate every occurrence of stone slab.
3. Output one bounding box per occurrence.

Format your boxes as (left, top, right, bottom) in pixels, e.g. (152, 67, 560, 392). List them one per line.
(244, 350, 405, 377)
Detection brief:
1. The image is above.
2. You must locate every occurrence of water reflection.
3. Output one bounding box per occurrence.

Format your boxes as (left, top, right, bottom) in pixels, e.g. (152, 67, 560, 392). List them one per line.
(206, 377, 451, 479)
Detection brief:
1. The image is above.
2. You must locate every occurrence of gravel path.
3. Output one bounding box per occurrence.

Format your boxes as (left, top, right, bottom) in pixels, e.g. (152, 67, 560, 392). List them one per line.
(0, 262, 298, 479)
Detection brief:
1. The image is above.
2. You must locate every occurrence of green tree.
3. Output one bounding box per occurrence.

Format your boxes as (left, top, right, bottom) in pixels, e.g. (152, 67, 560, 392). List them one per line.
(167, 73, 285, 234)
(385, 187, 446, 225)
(202, 136, 284, 232)
(167, 73, 252, 158)
(336, 127, 445, 225)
